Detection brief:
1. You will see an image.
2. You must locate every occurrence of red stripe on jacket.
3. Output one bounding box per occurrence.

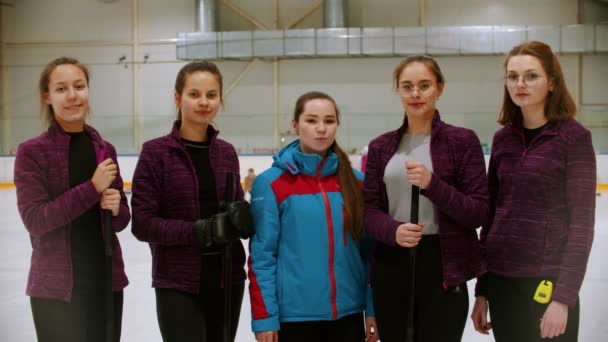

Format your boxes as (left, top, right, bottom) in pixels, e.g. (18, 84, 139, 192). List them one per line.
(316, 161, 338, 320)
(248, 257, 270, 319)
(271, 172, 340, 205)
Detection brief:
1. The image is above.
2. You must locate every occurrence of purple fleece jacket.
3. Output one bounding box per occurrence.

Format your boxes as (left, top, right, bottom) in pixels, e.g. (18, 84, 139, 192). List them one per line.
(14, 120, 130, 302)
(131, 121, 246, 294)
(364, 112, 489, 287)
(477, 119, 596, 308)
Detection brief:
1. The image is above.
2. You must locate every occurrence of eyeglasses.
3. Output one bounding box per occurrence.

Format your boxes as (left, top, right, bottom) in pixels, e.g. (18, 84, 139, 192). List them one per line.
(505, 73, 545, 88)
(397, 82, 434, 96)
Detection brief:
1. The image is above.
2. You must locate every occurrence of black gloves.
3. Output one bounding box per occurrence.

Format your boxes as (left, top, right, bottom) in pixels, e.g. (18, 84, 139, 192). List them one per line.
(193, 201, 254, 249)
(225, 201, 254, 240)
(193, 212, 238, 249)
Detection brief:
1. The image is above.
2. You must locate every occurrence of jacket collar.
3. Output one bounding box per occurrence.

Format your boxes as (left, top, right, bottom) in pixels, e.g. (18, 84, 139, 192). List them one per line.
(394, 110, 444, 145)
(47, 119, 107, 163)
(397, 110, 443, 135)
(48, 118, 103, 142)
(168, 120, 219, 149)
(508, 120, 559, 137)
(273, 140, 339, 177)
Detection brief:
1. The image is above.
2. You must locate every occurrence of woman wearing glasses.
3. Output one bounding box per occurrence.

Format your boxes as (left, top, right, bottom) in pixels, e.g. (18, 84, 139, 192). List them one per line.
(471, 41, 595, 341)
(363, 55, 489, 341)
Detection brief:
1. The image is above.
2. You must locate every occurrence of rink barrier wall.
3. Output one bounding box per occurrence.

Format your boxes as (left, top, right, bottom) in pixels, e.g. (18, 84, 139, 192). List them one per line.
(1, 154, 608, 192)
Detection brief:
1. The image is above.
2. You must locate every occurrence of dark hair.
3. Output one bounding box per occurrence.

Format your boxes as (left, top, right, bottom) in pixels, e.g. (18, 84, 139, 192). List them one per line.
(393, 55, 445, 90)
(174, 60, 223, 120)
(293, 91, 364, 240)
(39, 57, 90, 127)
(499, 41, 576, 125)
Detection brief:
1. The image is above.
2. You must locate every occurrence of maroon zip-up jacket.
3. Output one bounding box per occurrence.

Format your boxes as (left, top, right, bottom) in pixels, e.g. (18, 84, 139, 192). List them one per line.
(364, 112, 489, 287)
(477, 119, 595, 307)
(14, 120, 130, 302)
(131, 121, 246, 294)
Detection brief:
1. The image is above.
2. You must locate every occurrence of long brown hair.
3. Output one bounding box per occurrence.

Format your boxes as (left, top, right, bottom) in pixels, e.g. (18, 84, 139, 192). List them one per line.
(38, 57, 90, 127)
(499, 41, 576, 125)
(293, 91, 364, 240)
(174, 60, 223, 120)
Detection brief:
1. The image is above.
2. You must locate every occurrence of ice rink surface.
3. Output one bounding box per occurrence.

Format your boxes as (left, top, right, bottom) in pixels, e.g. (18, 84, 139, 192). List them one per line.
(1, 190, 606, 341)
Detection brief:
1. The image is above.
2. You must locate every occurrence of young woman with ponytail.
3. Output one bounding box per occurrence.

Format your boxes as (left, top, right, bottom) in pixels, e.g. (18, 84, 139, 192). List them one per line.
(14, 57, 129, 342)
(248, 91, 378, 342)
(131, 61, 252, 342)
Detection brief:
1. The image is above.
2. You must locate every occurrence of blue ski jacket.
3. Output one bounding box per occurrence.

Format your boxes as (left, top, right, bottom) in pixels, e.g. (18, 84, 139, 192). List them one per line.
(248, 140, 374, 333)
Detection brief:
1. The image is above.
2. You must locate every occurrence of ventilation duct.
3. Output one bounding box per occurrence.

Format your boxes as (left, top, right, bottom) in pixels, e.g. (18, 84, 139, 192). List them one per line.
(324, 0, 346, 28)
(196, 0, 217, 32)
(177, 24, 608, 60)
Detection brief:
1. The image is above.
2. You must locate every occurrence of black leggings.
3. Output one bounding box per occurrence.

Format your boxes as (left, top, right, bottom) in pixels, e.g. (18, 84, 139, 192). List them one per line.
(30, 291, 123, 342)
(372, 236, 469, 342)
(487, 273, 580, 342)
(155, 254, 245, 342)
(278, 312, 365, 342)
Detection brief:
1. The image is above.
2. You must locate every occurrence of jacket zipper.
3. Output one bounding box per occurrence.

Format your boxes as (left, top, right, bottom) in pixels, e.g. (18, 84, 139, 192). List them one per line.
(516, 126, 553, 163)
(514, 126, 556, 264)
(180, 143, 215, 285)
(317, 159, 338, 320)
(516, 128, 528, 160)
(428, 123, 449, 290)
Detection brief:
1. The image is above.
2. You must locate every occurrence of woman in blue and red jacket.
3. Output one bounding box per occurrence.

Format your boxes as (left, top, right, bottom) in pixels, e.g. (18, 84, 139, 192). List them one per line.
(14, 57, 130, 342)
(364, 55, 489, 342)
(471, 41, 596, 342)
(131, 61, 252, 342)
(248, 91, 377, 342)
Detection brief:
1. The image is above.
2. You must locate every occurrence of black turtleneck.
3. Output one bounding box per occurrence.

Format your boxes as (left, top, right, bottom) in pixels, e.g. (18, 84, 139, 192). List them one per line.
(181, 138, 218, 220)
(523, 122, 549, 147)
(67, 131, 105, 291)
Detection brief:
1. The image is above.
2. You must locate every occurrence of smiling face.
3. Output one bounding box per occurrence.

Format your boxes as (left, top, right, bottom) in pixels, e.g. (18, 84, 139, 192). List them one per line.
(505, 54, 553, 116)
(175, 71, 222, 130)
(397, 62, 444, 120)
(293, 98, 338, 157)
(44, 64, 89, 132)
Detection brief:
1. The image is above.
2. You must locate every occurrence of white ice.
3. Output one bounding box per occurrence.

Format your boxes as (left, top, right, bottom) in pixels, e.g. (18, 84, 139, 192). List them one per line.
(1, 190, 606, 341)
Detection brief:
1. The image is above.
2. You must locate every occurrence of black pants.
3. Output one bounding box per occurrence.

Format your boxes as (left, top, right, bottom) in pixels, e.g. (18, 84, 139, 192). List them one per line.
(278, 312, 365, 342)
(487, 273, 580, 342)
(30, 290, 123, 342)
(155, 254, 245, 342)
(372, 235, 469, 342)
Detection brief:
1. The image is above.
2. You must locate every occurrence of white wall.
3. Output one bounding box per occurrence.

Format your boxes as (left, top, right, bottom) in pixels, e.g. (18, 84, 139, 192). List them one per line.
(1, 0, 607, 154)
(426, 0, 576, 26)
(2, 154, 608, 185)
